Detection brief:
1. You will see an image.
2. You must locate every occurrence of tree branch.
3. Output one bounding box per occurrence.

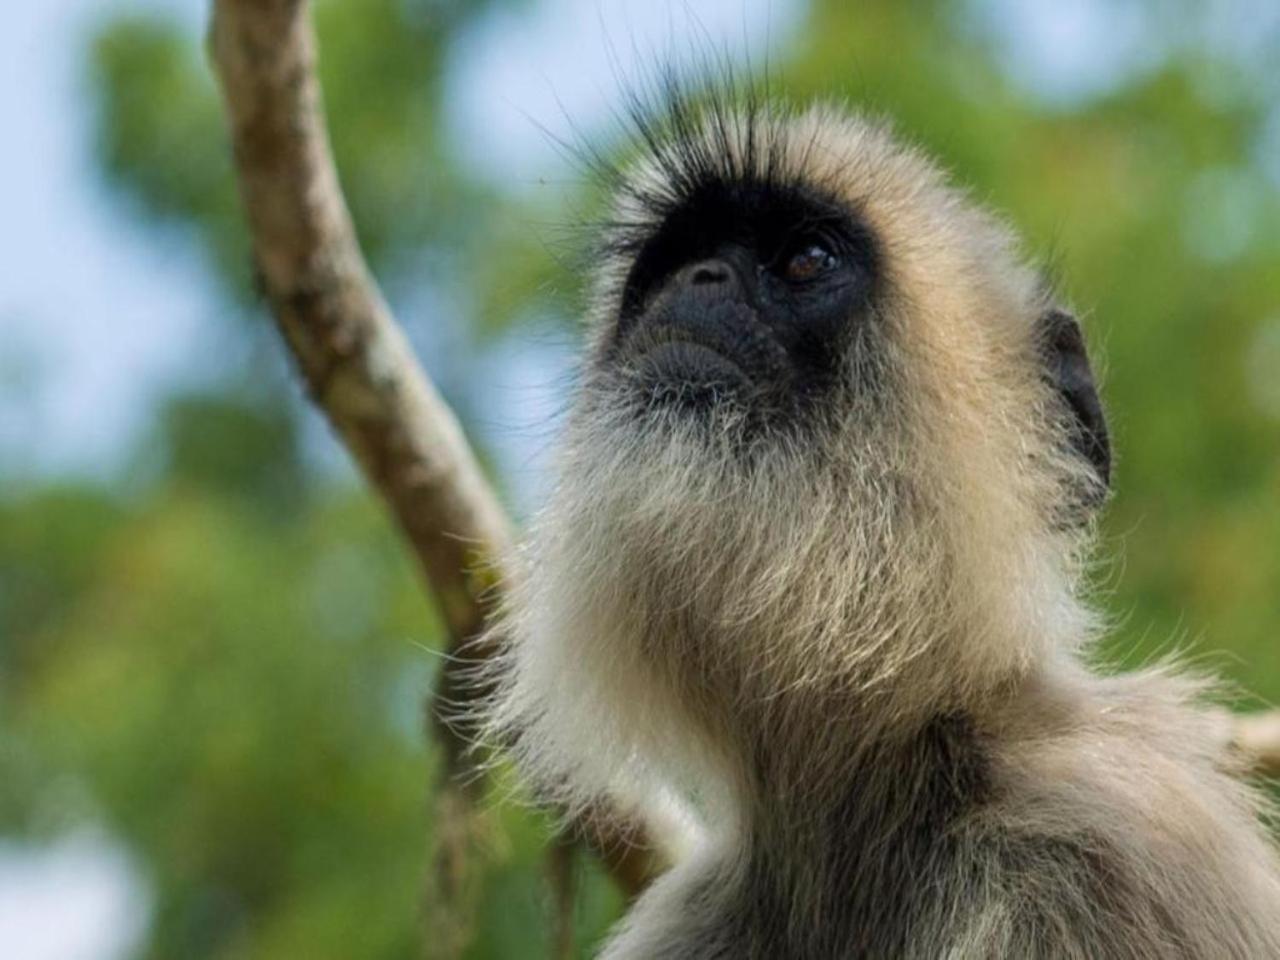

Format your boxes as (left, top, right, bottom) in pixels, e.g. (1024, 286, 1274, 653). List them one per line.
(208, 0, 510, 637)
(206, 0, 661, 953)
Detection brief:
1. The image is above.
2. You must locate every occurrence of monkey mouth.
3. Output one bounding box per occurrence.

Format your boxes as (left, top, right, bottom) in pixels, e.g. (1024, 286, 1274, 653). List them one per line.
(619, 302, 789, 412)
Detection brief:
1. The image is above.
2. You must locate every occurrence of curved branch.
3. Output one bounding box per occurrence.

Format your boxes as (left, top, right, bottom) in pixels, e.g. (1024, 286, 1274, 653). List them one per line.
(208, 0, 511, 617)
(206, 0, 662, 950)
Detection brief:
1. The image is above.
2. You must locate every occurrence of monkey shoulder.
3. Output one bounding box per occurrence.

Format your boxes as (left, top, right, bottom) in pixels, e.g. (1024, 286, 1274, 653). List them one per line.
(960, 674, 1280, 958)
(597, 845, 759, 960)
(601, 679, 1280, 959)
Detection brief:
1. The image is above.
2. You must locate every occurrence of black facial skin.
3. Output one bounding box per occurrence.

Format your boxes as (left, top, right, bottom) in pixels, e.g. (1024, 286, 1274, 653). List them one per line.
(607, 180, 879, 429)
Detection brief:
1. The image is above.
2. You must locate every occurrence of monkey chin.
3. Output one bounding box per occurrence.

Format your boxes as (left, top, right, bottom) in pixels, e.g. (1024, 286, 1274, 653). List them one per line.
(635, 341, 753, 410)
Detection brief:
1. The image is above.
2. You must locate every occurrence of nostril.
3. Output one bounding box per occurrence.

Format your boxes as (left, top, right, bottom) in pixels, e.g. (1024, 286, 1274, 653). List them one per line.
(689, 260, 732, 286)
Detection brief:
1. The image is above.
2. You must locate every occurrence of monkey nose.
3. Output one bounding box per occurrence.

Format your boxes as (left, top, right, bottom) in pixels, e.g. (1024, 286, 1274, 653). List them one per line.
(678, 258, 744, 298)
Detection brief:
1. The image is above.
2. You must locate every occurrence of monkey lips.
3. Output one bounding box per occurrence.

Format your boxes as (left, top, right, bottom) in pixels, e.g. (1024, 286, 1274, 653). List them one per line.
(620, 296, 790, 412)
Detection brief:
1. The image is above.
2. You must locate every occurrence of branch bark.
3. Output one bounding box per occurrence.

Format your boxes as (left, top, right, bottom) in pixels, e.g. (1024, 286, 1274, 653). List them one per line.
(206, 0, 661, 954)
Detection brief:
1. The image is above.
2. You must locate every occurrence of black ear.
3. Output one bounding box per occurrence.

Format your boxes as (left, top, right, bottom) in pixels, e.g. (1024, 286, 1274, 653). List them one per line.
(1039, 308, 1111, 499)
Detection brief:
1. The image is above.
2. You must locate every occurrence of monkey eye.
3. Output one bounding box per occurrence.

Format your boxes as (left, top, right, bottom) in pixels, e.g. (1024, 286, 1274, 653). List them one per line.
(782, 241, 839, 283)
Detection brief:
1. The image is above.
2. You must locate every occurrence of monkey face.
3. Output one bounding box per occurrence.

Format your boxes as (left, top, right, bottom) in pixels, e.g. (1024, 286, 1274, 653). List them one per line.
(604, 182, 879, 430)
(577, 101, 1109, 533)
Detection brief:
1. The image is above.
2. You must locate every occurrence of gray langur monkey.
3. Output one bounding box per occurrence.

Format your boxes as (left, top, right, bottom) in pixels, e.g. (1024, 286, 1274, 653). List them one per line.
(481, 84, 1280, 958)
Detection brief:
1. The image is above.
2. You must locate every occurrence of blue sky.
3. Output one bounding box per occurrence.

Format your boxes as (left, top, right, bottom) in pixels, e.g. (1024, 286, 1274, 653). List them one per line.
(0, 0, 213, 478)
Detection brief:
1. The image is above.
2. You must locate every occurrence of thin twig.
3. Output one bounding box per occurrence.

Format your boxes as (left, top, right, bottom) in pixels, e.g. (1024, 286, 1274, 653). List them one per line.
(547, 831, 578, 960)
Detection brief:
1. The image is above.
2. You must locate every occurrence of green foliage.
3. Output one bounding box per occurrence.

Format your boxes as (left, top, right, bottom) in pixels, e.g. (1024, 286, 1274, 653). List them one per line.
(153, 393, 308, 517)
(1, 472, 619, 957)
(3, 1, 1278, 957)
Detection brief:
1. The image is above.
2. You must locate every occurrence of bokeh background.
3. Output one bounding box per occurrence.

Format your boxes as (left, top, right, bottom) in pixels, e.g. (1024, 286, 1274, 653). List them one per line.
(2, 1, 1278, 957)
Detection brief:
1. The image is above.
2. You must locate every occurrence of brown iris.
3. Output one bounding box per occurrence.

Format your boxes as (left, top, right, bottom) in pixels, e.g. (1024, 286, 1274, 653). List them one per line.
(784, 242, 838, 282)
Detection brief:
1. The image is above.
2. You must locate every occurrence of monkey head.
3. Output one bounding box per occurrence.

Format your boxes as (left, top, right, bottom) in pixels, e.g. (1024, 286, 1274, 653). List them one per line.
(583, 101, 1108, 500)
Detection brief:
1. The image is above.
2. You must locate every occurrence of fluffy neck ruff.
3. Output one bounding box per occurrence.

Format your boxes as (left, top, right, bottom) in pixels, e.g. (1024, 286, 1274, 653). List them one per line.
(493, 372, 1094, 834)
